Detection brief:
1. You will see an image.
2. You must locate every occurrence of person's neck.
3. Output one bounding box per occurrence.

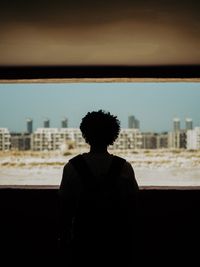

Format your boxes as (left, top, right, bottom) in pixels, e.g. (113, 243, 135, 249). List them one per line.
(89, 146, 108, 154)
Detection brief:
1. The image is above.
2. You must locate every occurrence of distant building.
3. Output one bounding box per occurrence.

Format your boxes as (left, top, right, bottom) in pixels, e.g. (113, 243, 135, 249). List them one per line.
(11, 133, 31, 151)
(111, 129, 142, 150)
(26, 118, 33, 134)
(185, 118, 193, 131)
(31, 128, 86, 151)
(128, 115, 140, 129)
(173, 118, 181, 132)
(168, 130, 187, 149)
(156, 132, 168, 149)
(141, 132, 168, 149)
(43, 119, 50, 128)
(0, 128, 11, 151)
(61, 118, 68, 128)
(169, 117, 188, 149)
(141, 132, 157, 149)
(187, 127, 200, 150)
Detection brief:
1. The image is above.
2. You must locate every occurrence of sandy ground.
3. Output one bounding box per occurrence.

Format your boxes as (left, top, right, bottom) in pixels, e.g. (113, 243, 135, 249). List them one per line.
(0, 150, 200, 187)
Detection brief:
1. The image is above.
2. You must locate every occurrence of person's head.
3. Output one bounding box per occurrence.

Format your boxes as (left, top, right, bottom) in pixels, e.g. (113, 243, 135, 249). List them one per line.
(80, 110, 120, 148)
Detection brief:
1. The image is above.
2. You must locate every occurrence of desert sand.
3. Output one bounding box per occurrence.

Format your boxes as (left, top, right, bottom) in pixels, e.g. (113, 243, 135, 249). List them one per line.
(0, 149, 200, 188)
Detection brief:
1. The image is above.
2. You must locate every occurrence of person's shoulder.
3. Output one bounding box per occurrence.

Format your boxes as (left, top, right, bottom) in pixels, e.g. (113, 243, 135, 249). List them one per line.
(110, 154, 133, 169)
(63, 154, 83, 173)
(68, 154, 83, 163)
(115, 157, 135, 178)
(124, 160, 133, 169)
(61, 155, 83, 185)
(64, 154, 82, 166)
(119, 160, 139, 191)
(112, 154, 127, 163)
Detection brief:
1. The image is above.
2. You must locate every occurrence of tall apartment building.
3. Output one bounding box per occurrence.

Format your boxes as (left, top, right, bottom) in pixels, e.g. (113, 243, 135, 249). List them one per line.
(187, 127, 200, 150)
(31, 128, 86, 151)
(168, 117, 186, 149)
(61, 118, 68, 128)
(26, 118, 33, 134)
(0, 128, 11, 151)
(111, 129, 142, 150)
(43, 119, 50, 128)
(168, 130, 187, 149)
(173, 117, 181, 132)
(128, 115, 140, 129)
(185, 118, 193, 131)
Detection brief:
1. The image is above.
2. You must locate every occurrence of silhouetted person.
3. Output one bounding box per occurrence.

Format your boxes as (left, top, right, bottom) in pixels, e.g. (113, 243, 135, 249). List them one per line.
(59, 110, 139, 266)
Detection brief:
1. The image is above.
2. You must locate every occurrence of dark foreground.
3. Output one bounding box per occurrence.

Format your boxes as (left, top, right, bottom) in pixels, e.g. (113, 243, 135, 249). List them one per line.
(0, 187, 200, 265)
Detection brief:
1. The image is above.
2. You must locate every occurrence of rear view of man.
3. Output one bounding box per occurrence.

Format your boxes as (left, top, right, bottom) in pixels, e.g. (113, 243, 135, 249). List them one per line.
(59, 110, 139, 266)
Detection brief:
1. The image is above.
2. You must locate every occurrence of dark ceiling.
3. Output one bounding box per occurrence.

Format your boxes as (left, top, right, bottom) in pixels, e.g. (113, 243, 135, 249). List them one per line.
(0, 0, 200, 67)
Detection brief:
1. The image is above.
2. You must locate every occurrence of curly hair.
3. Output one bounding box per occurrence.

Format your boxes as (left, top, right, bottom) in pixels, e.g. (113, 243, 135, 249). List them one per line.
(80, 110, 120, 146)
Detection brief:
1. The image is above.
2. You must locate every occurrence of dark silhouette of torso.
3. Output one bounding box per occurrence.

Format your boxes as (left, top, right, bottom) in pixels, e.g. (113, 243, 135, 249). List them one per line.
(59, 152, 139, 266)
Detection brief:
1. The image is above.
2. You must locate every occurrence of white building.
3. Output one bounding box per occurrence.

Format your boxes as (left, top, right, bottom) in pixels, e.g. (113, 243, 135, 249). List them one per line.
(111, 129, 142, 150)
(32, 128, 142, 152)
(31, 128, 86, 151)
(187, 127, 200, 150)
(168, 130, 186, 149)
(0, 128, 11, 151)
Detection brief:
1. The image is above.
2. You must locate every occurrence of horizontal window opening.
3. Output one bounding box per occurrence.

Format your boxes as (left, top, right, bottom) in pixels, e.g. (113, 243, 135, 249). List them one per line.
(0, 80, 200, 189)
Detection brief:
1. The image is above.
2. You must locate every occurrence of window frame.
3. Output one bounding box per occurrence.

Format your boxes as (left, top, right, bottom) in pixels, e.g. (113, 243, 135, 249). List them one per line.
(0, 65, 200, 81)
(0, 64, 200, 189)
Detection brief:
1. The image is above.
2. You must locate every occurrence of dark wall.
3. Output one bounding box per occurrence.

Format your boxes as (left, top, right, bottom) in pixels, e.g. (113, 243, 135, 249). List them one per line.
(0, 188, 200, 265)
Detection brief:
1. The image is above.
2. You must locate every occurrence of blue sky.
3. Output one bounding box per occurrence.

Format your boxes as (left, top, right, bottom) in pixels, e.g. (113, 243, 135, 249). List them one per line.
(0, 82, 199, 133)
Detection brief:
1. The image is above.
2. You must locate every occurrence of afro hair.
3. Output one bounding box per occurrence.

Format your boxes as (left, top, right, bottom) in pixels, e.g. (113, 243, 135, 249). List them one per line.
(80, 110, 120, 146)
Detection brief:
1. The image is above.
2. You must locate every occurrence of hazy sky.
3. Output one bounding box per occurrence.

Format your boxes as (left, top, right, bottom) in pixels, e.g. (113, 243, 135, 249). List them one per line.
(0, 82, 199, 133)
(0, 0, 199, 65)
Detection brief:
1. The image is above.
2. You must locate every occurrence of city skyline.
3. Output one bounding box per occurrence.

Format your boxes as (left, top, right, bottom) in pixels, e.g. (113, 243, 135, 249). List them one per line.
(0, 82, 199, 132)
